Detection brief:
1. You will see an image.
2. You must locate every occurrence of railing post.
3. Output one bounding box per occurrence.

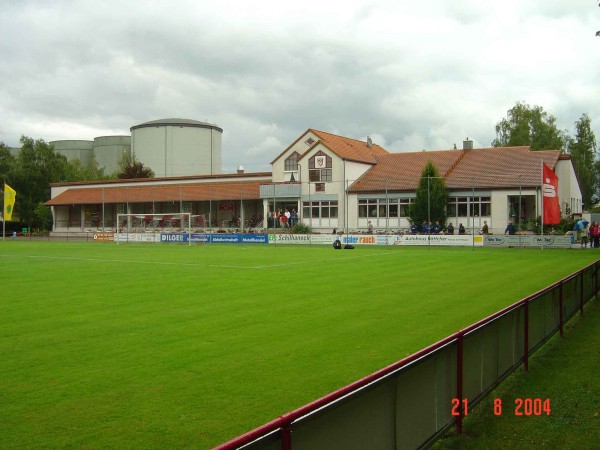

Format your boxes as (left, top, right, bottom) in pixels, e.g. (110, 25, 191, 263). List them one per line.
(559, 282, 564, 338)
(456, 333, 464, 434)
(524, 300, 529, 372)
(281, 417, 292, 450)
(580, 272, 584, 316)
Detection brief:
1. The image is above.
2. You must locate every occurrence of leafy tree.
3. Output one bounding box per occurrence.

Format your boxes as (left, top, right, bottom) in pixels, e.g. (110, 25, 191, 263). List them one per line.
(7, 136, 79, 228)
(492, 101, 569, 151)
(0, 142, 15, 176)
(117, 158, 155, 179)
(568, 113, 597, 208)
(408, 161, 448, 228)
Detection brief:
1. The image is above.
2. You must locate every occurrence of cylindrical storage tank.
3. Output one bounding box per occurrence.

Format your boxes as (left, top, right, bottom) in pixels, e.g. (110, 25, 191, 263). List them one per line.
(130, 118, 223, 177)
(50, 140, 94, 166)
(93, 136, 132, 175)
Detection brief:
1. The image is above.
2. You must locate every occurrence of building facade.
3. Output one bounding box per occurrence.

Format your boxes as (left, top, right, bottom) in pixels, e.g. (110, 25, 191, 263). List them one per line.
(46, 128, 582, 235)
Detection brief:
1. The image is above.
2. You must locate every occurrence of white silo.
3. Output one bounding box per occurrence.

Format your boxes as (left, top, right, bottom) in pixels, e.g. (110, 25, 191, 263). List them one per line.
(93, 136, 132, 175)
(130, 118, 223, 177)
(50, 140, 94, 165)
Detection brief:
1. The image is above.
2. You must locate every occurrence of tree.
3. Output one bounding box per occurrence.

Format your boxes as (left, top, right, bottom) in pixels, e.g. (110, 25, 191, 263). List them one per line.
(117, 158, 155, 179)
(492, 102, 569, 152)
(568, 113, 597, 208)
(408, 161, 448, 227)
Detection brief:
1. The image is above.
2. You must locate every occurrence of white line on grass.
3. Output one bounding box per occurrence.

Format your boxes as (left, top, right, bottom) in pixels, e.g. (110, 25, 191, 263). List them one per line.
(0, 250, 393, 270)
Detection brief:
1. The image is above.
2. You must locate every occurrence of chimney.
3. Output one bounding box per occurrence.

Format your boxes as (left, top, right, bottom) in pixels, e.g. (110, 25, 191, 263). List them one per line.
(367, 136, 373, 148)
(463, 137, 473, 150)
(237, 165, 245, 174)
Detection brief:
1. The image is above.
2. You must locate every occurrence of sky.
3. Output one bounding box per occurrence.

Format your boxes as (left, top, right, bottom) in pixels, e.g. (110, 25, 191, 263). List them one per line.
(1, 0, 598, 173)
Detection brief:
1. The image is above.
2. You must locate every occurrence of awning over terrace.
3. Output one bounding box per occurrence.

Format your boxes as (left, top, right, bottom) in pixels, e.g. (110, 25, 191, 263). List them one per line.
(45, 181, 265, 206)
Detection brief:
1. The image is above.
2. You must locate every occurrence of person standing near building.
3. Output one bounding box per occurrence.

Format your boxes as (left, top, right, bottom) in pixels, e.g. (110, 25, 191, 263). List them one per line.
(290, 209, 298, 228)
(581, 223, 590, 248)
(284, 209, 291, 228)
(446, 223, 454, 234)
(458, 223, 465, 234)
(367, 221, 373, 234)
(505, 222, 516, 235)
(481, 221, 489, 235)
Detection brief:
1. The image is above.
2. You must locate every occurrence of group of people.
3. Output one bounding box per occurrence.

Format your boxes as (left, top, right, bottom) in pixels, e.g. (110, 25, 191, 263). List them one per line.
(267, 208, 298, 228)
(578, 220, 600, 248)
(409, 221, 466, 235)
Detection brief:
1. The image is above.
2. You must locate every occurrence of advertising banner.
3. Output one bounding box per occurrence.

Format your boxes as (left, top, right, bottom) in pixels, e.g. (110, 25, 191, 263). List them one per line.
(484, 235, 572, 248)
(210, 234, 241, 244)
(393, 234, 476, 246)
(93, 232, 115, 242)
(160, 233, 189, 243)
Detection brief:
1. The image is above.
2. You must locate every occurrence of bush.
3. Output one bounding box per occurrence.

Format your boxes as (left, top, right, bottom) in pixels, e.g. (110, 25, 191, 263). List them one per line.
(290, 223, 312, 234)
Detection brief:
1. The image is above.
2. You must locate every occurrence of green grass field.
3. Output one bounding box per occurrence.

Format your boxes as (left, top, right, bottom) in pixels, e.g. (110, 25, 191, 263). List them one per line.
(0, 242, 598, 449)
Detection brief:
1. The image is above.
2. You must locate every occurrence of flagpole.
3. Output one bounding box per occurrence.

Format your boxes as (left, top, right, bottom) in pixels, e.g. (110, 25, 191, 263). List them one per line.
(2, 184, 5, 241)
(541, 159, 544, 251)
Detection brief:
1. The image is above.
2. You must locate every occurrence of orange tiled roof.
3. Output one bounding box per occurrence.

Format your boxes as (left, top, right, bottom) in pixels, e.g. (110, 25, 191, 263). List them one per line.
(308, 129, 389, 164)
(445, 147, 560, 188)
(350, 149, 465, 192)
(349, 146, 562, 193)
(46, 181, 264, 206)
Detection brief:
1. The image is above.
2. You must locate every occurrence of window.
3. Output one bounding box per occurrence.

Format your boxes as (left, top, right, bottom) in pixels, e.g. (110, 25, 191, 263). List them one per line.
(309, 152, 332, 182)
(284, 152, 299, 171)
(447, 196, 491, 217)
(305, 137, 315, 146)
(358, 198, 412, 218)
(315, 183, 325, 192)
(303, 201, 338, 218)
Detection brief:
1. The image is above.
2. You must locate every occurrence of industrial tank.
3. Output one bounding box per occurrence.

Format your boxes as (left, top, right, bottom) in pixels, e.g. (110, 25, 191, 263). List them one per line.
(50, 140, 94, 166)
(93, 135, 131, 175)
(130, 118, 222, 177)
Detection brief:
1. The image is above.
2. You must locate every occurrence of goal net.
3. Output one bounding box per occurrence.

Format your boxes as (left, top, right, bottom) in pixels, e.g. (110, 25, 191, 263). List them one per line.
(116, 213, 192, 244)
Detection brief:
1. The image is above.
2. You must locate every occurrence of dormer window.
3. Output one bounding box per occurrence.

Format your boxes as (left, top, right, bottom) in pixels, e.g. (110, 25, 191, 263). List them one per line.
(284, 152, 299, 171)
(305, 137, 315, 146)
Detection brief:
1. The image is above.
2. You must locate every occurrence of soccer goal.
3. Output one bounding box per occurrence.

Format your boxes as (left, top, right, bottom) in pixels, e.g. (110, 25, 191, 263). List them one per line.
(116, 213, 192, 245)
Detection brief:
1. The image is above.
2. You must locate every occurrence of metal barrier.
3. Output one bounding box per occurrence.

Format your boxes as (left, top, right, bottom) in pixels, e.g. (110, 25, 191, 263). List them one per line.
(215, 261, 599, 450)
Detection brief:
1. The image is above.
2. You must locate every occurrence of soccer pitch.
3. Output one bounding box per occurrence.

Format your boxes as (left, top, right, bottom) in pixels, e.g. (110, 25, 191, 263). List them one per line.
(1, 242, 598, 449)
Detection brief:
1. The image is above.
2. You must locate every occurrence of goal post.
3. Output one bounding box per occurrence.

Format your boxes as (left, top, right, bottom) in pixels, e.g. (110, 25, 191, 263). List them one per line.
(116, 213, 192, 245)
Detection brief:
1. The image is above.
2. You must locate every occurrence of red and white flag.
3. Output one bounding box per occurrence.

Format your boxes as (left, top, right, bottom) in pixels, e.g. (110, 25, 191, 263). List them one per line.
(542, 163, 561, 224)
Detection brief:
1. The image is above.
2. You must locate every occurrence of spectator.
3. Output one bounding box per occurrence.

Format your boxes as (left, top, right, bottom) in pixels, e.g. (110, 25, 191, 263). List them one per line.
(581, 223, 590, 248)
(410, 223, 418, 234)
(290, 209, 298, 227)
(505, 222, 516, 235)
(367, 221, 373, 234)
(590, 221, 599, 248)
(433, 220, 442, 234)
(458, 223, 465, 235)
(481, 221, 489, 235)
(446, 223, 454, 234)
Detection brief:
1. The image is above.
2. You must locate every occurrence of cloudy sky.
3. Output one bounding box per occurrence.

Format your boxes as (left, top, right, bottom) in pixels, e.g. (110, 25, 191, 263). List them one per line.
(1, 0, 598, 172)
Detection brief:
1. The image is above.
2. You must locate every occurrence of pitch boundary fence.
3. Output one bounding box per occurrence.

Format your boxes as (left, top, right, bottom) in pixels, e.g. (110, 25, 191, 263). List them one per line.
(215, 260, 599, 450)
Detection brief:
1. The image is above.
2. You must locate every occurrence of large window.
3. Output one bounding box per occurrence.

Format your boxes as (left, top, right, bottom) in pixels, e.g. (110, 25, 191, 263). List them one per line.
(303, 201, 338, 218)
(308, 152, 332, 182)
(284, 152, 299, 171)
(358, 198, 413, 218)
(447, 197, 491, 217)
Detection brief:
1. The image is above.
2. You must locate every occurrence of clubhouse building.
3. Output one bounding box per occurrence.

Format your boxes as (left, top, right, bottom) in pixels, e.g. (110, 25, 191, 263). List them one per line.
(46, 127, 582, 235)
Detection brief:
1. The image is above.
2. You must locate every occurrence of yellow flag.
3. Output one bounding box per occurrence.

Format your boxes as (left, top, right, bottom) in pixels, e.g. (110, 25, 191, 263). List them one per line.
(4, 184, 16, 221)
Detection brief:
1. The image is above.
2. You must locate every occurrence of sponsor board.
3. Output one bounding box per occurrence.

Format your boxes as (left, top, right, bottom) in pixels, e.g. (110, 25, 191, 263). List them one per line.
(269, 234, 312, 244)
(342, 235, 377, 245)
(191, 233, 209, 243)
(160, 233, 189, 243)
(116, 233, 159, 243)
(210, 234, 241, 243)
(93, 232, 115, 242)
(485, 235, 572, 248)
(240, 234, 268, 244)
(394, 234, 476, 246)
